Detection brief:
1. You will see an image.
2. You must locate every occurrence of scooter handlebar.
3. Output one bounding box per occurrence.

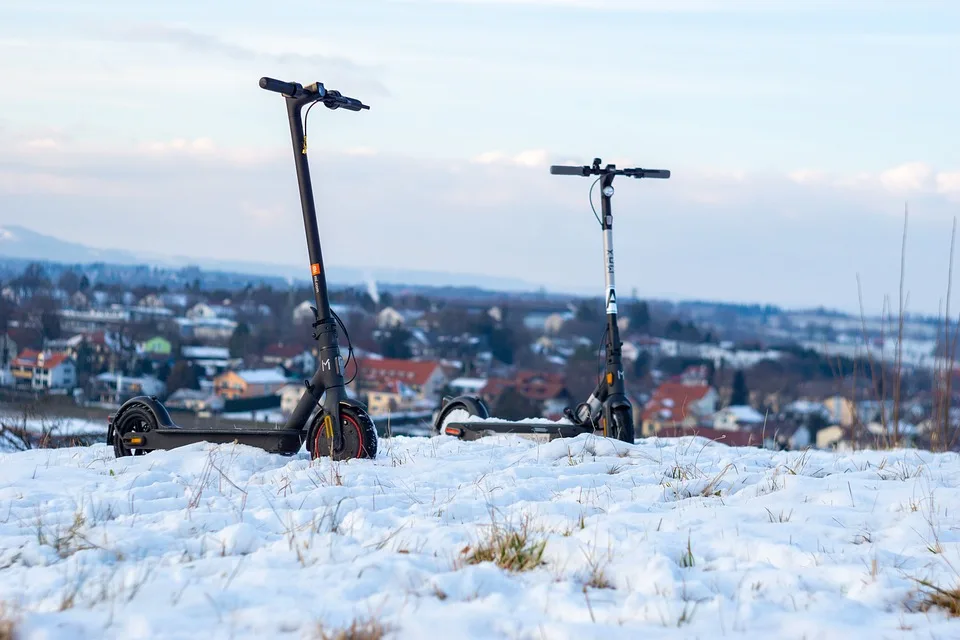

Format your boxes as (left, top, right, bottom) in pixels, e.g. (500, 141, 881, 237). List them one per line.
(259, 77, 301, 96)
(550, 165, 588, 176)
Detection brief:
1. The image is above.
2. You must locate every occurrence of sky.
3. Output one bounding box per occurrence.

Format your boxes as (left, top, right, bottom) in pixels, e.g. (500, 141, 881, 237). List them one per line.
(1, 0, 959, 315)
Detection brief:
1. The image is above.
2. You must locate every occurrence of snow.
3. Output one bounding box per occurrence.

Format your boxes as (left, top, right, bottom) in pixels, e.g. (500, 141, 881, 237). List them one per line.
(1, 436, 960, 638)
(234, 368, 289, 384)
(720, 405, 766, 424)
(181, 346, 231, 360)
(0, 414, 106, 439)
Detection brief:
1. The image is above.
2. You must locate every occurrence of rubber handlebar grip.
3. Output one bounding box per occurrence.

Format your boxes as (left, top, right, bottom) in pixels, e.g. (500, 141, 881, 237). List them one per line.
(259, 77, 299, 96)
(550, 165, 587, 176)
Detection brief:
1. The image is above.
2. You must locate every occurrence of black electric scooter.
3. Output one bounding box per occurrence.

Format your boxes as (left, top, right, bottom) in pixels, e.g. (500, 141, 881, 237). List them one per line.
(434, 158, 670, 444)
(106, 77, 378, 461)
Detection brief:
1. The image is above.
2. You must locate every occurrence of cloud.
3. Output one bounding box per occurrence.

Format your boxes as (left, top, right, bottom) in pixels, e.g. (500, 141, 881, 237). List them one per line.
(100, 24, 390, 96)
(471, 149, 550, 166)
(1, 136, 958, 314)
(936, 171, 960, 199)
(879, 162, 935, 194)
(787, 162, 960, 204)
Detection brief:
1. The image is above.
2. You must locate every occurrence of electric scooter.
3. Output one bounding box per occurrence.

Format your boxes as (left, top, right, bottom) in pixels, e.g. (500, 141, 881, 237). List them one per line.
(434, 158, 670, 444)
(106, 76, 378, 461)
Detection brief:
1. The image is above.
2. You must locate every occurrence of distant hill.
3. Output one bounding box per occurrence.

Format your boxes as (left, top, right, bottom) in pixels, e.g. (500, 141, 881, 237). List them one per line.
(0, 224, 543, 292)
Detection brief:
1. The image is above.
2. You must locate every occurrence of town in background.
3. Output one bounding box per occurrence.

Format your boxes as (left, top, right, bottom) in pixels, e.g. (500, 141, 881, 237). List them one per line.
(2, 257, 957, 453)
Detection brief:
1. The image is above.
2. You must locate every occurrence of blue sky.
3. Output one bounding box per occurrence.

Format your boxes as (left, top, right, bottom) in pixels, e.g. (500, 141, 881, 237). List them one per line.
(1, 0, 959, 314)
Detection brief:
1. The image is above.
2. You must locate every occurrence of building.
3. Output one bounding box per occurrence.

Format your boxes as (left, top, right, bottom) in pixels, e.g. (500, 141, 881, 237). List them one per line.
(480, 371, 571, 419)
(90, 372, 166, 404)
(141, 336, 173, 357)
(263, 342, 316, 375)
(165, 388, 225, 414)
(181, 345, 236, 377)
(641, 382, 719, 436)
(279, 384, 307, 416)
(9, 349, 77, 391)
(213, 368, 290, 400)
(712, 405, 767, 431)
(354, 357, 448, 404)
(187, 303, 237, 320)
(365, 379, 423, 415)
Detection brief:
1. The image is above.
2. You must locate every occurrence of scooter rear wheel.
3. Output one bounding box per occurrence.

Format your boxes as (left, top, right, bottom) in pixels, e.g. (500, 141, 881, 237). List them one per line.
(310, 403, 378, 461)
(108, 404, 154, 457)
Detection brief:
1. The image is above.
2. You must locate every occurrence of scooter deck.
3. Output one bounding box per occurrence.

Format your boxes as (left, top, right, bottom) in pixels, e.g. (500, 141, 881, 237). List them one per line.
(441, 420, 596, 442)
(121, 426, 305, 455)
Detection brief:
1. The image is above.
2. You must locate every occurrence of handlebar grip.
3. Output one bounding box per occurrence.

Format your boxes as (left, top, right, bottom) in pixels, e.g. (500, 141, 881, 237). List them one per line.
(259, 77, 300, 96)
(550, 165, 587, 176)
(638, 169, 670, 179)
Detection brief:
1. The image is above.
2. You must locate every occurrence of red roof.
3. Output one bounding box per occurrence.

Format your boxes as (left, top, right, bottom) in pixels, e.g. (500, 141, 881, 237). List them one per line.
(482, 371, 567, 401)
(654, 426, 761, 448)
(357, 357, 441, 387)
(642, 382, 713, 423)
(12, 349, 71, 370)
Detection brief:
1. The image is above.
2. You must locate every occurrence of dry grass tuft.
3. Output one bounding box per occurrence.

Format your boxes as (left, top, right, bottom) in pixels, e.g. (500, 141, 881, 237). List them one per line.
(0, 602, 19, 640)
(461, 517, 547, 573)
(312, 616, 392, 640)
(914, 579, 960, 618)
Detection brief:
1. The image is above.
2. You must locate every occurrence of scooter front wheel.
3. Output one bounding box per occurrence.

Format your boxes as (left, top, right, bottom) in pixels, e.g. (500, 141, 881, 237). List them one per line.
(310, 403, 378, 461)
(602, 406, 635, 444)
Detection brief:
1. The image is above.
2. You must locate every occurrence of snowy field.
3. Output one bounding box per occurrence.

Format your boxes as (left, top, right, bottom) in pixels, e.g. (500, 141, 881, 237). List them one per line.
(1, 434, 959, 639)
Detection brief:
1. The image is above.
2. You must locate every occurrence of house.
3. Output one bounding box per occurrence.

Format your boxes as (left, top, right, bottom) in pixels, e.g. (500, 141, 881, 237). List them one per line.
(447, 377, 488, 396)
(640, 382, 719, 436)
(816, 425, 851, 450)
(278, 382, 360, 416)
(182, 345, 236, 377)
(187, 303, 236, 320)
(821, 395, 855, 426)
(213, 368, 290, 399)
(365, 379, 423, 415)
(175, 317, 238, 341)
(354, 357, 448, 404)
(712, 405, 766, 431)
(279, 384, 307, 416)
(542, 312, 571, 335)
(9, 349, 77, 391)
(263, 342, 316, 375)
(165, 388, 225, 414)
(90, 372, 166, 404)
(138, 293, 165, 308)
(479, 371, 571, 419)
(141, 336, 173, 357)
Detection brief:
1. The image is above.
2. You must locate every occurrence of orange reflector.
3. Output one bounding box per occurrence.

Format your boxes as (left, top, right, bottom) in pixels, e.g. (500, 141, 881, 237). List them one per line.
(128, 436, 144, 446)
(445, 426, 463, 437)
(606, 373, 613, 384)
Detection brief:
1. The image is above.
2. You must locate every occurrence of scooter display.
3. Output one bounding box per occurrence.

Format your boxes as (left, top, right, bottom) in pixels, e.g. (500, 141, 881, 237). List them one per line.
(433, 158, 670, 444)
(106, 77, 378, 461)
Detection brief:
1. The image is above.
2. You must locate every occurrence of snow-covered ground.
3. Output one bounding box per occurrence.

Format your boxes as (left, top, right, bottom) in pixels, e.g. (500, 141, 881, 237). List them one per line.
(0, 414, 106, 438)
(1, 434, 959, 639)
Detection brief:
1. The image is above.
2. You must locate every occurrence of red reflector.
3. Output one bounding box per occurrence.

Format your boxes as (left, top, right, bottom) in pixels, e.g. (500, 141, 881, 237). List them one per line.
(444, 426, 463, 437)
